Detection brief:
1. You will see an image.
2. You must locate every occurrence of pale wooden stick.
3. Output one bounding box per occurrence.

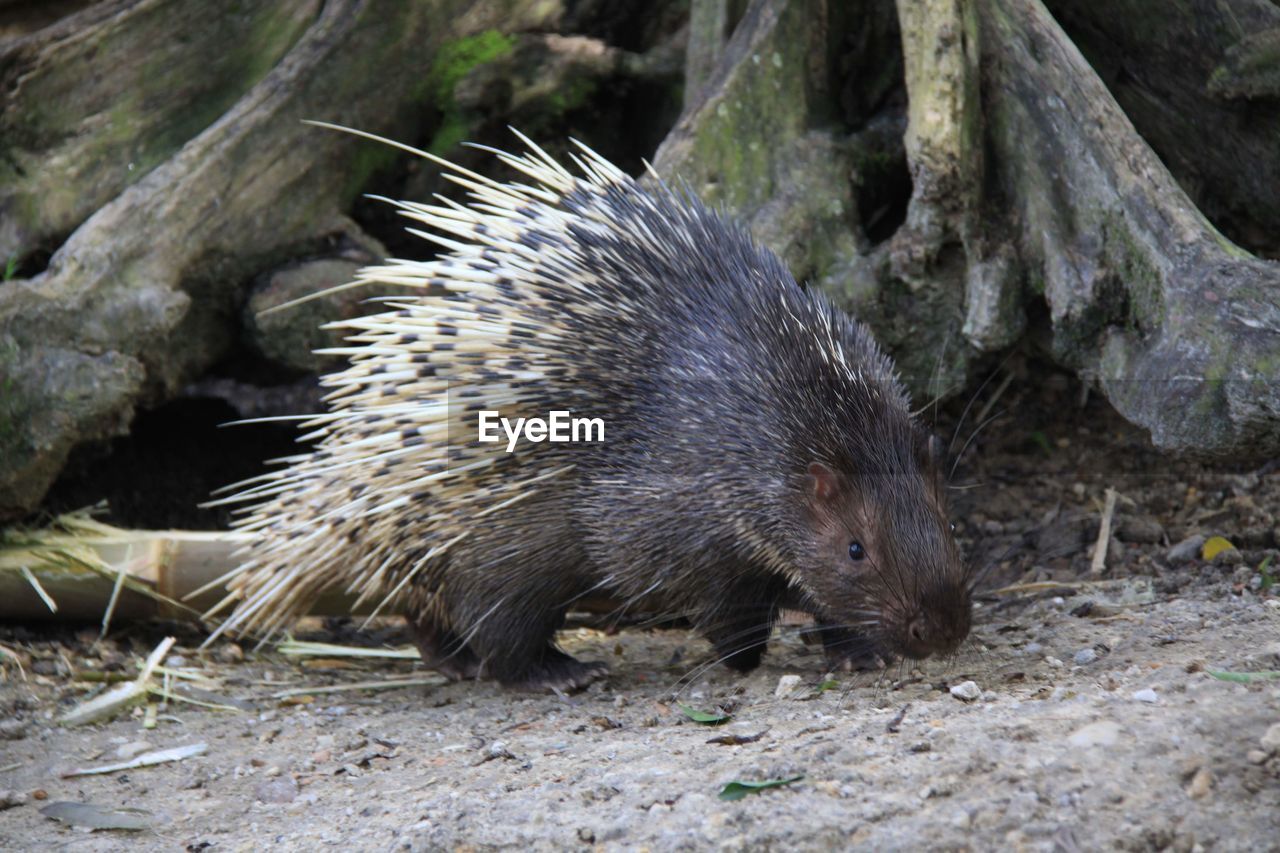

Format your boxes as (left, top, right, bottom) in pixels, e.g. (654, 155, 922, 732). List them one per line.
(1090, 487, 1118, 575)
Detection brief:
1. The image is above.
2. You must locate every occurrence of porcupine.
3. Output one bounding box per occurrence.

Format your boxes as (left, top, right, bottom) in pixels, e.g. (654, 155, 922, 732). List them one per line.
(204, 125, 973, 690)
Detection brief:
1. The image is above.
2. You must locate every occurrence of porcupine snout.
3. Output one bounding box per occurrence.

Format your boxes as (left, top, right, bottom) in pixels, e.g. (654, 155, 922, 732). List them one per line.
(898, 582, 972, 659)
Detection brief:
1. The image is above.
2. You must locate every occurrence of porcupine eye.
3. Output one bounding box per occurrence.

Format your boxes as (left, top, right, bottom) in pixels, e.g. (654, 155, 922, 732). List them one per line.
(848, 541, 866, 562)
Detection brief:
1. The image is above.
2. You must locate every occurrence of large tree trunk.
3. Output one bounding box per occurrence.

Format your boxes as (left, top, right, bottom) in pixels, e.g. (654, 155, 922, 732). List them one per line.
(0, 0, 1276, 521)
(656, 0, 1280, 458)
(0, 0, 682, 519)
(979, 0, 1280, 457)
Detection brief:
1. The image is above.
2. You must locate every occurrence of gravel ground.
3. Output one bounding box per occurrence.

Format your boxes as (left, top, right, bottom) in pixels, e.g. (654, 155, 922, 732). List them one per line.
(2, 375, 1279, 850)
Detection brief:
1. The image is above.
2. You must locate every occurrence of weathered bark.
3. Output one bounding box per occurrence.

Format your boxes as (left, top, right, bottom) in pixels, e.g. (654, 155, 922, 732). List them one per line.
(658, 0, 1280, 458)
(682, 0, 748, 104)
(893, 0, 1021, 357)
(653, 0, 973, 399)
(0, 0, 322, 265)
(0, 0, 564, 518)
(978, 0, 1280, 457)
(1045, 0, 1280, 258)
(655, 0, 856, 276)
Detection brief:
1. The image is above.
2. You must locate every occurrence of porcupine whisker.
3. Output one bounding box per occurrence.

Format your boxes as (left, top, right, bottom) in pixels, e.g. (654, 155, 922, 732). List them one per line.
(912, 327, 953, 423)
(958, 633, 989, 665)
(950, 409, 1005, 482)
(804, 618, 884, 633)
(946, 350, 1016, 457)
(864, 552, 912, 616)
(966, 552, 1010, 593)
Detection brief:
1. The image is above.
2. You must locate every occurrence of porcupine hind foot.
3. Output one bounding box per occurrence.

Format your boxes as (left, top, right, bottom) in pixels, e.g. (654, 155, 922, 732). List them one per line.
(495, 646, 609, 692)
(416, 612, 606, 691)
(408, 618, 482, 681)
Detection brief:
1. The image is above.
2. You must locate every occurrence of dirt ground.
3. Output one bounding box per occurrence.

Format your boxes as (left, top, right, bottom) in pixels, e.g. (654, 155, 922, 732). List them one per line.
(2, 370, 1279, 850)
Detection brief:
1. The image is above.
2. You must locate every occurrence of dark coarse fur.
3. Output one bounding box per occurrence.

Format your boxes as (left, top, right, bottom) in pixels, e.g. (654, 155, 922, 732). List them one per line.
(212, 137, 973, 690)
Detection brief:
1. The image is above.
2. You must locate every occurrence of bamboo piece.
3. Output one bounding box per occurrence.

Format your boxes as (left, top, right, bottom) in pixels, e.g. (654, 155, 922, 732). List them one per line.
(0, 510, 627, 626)
(0, 512, 374, 623)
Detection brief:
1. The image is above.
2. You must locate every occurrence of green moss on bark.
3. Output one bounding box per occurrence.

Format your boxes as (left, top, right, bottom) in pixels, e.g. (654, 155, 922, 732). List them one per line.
(1098, 211, 1165, 334)
(423, 30, 517, 155)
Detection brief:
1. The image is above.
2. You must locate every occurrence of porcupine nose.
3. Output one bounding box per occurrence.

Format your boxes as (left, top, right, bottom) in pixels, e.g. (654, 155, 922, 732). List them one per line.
(903, 617, 934, 659)
(902, 612, 965, 659)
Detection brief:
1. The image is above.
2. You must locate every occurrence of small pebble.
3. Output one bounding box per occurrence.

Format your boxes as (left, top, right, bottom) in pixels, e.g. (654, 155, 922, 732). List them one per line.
(1132, 688, 1159, 704)
(1246, 750, 1269, 765)
(0, 720, 28, 741)
(254, 775, 299, 804)
(1167, 535, 1206, 563)
(949, 681, 981, 702)
(1117, 517, 1164, 544)
(1067, 720, 1121, 748)
(1260, 723, 1280, 754)
(1073, 648, 1098, 666)
(1186, 766, 1213, 799)
(774, 674, 803, 699)
(487, 741, 516, 760)
(30, 660, 60, 677)
(115, 741, 152, 760)
(0, 790, 26, 811)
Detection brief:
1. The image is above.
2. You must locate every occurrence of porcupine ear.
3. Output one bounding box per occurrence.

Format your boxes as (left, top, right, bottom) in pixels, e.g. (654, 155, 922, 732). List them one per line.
(928, 433, 946, 464)
(806, 461, 842, 505)
(914, 431, 948, 493)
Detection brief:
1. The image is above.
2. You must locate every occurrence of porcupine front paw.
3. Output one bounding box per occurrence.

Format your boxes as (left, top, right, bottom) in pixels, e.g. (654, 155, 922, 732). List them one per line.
(820, 627, 888, 673)
(499, 647, 609, 692)
(702, 583, 783, 673)
(709, 630, 768, 673)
